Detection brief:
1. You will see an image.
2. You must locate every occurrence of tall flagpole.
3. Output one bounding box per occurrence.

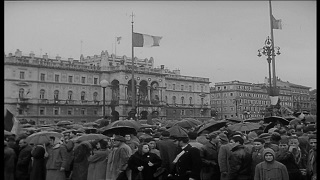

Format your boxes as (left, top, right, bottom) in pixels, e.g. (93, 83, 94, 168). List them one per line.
(115, 37, 117, 56)
(131, 12, 135, 110)
(269, 0, 277, 90)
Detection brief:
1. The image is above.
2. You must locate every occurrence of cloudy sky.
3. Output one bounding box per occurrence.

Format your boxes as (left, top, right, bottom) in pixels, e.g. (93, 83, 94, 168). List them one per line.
(4, 1, 316, 89)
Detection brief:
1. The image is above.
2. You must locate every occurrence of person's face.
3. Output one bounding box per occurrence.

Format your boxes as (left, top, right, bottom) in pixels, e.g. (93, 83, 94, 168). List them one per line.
(125, 135, 131, 141)
(264, 138, 270, 144)
(96, 142, 101, 149)
(254, 142, 263, 150)
(173, 139, 181, 147)
(279, 143, 289, 151)
(264, 153, 274, 162)
(147, 141, 156, 149)
(50, 138, 55, 146)
(309, 139, 317, 150)
(113, 140, 121, 147)
(288, 139, 299, 148)
(142, 144, 149, 153)
(19, 139, 27, 148)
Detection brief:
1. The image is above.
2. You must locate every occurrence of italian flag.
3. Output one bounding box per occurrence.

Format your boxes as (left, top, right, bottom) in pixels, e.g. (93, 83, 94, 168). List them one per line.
(133, 32, 162, 47)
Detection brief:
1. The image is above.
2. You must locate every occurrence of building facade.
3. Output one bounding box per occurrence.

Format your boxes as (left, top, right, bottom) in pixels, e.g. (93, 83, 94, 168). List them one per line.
(4, 49, 211, 124)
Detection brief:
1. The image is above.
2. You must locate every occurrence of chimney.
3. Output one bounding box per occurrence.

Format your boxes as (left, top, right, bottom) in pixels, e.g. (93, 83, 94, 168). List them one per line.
(43, 53, 48, 60)
(15, 49, 22, 57)
(160, 65, 165, 69)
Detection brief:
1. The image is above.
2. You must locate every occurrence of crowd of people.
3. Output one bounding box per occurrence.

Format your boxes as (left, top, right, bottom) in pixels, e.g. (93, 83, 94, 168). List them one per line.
(4, 116, 317, 180)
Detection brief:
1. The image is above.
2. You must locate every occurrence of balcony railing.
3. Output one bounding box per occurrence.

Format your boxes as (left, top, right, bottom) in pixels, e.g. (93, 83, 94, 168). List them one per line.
(17, 97, 29, 104)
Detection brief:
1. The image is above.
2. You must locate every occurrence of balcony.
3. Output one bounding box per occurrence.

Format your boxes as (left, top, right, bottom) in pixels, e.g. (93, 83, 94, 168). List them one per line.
(17, 97, 30, 104)
(65, 100, 76, 104)
(110, 100, 119, 106)
(80, 100, 88, 104)
(38, 99, 49, 104)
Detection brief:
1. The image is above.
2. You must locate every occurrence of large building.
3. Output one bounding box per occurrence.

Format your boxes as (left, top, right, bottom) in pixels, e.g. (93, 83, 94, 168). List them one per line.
(4, 49, 211, 124)
(210, 78, 313, 120)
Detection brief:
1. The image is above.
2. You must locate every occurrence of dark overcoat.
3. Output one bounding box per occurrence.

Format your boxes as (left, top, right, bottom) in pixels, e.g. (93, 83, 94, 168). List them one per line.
(30, 145, 46, 180)
(16, 145, 32, 180)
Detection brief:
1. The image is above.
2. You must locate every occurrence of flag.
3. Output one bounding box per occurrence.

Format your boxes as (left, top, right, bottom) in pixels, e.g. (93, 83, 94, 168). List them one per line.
(133, 32, 162, 47)
(4, 109, 21, 135)
(272, 15, 282, 30)
(116, 37, 122, 44)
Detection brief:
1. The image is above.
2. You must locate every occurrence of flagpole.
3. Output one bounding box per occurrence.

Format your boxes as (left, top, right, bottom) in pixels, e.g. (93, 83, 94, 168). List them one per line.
(269, 0, 277, 90)
(131, 12, 136, 110)
(115, 37, 117, 56)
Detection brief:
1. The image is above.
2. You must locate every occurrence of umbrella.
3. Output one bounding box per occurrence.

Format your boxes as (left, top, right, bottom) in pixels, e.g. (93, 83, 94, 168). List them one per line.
(264, 116, 289, 125)
(283, 115, 297, 120)
(56, 121, 73, 126)
(21, 123, 34, 128)
(25, 131, 62, 145)
(289, 118, 302, 126)
(138, 120, 148, 125)
(197, 120, 227, 134)
(173, 118, 202, 129)
(167, 125, 188, 138)
(152, 118, 165, 124)
(106, 120, 141, 130)
(305, 115, 316, 123)
(71, 133, 109, 142)
(228, 122, 261, 132)
(100, 126, 137, 136)
(244, 117, 264, 123)
(164, 120, 179, 128)
(83, 122, 99, 127)
(226, 117, 243, 123)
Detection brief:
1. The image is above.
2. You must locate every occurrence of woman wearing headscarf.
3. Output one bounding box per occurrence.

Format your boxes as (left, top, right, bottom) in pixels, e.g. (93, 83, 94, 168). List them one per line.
(70, 141, 91, 180)
(87, 139, 110, 180)
(128, 142, 162, 180)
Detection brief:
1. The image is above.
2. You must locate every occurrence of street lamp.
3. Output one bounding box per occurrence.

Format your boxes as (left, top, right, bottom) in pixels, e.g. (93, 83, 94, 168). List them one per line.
(100, 79, 109, 118)
(258, 36, 281, 115)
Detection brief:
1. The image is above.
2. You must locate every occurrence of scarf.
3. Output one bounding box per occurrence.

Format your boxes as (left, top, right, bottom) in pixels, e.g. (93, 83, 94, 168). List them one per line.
(173, 150, 185, 164)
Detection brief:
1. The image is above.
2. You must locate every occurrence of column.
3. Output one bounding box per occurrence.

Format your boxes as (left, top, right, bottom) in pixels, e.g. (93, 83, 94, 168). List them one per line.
(147, 86, 151, 104)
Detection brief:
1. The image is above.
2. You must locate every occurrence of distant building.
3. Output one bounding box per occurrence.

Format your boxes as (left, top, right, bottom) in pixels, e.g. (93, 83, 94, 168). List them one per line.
(4, 49, 211, 124)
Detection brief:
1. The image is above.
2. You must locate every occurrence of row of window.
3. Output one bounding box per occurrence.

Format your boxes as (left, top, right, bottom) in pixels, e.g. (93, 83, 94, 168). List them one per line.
(214, 106, 264, 112)
(166, 84, 205, 92)
(19, 71, 99, 85)
(213, 92, 269, 99)
(164, 96, 205, 105)
(211, 99, 270, 105)
(39, 107, 98, 116)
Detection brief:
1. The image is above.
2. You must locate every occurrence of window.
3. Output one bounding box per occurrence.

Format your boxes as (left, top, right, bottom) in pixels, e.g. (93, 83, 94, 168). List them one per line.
(165, 96, 168, 103)
(181, 97, 184, 105)
(54, 90, 59, 100)
(93, 109, 98, 115)
(18, 109, 23, 115)
(53, 107, 59, 115)
(39, 107, 45, 115)
(68, 91, 73, 100)
(68, 76, 73, 83)
(172, 96, 176, 104)
(81, 77, 86, 84)
(93, 92, 98, 101)
(67, 108, 73, 115)
(81, 91, 86, 100)
(40, 73, 45, 81)
(189, 97, 192, 104)
(20, 71, 25, 79)
(173, 84, 175, 90)
(230, 93, 233, 96)
(19, 88, 24, 98)
(189, 85, 192, 92)
(201, 86, 204, 92)
(181, 110, 185, 115)
(81, 108, 86, 115)
(94, 78, 98, 85)
(40, 89, 45, 99)
(181, 85, 184, 91)
(201, 98, 204, 105)
(55, 74, 59, 82)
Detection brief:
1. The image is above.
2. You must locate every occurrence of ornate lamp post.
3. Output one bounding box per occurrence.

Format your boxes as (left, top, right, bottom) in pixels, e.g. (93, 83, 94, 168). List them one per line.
(100, 79, 109, 118)
(257, 36, 281, 115)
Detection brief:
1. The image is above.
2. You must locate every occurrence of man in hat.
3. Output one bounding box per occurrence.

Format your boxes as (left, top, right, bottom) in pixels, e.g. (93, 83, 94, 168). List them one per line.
(156, 131, 178, 180)
(228, 136, 252, 180)
(188, 131, 203, 150)
(106, 135, 132, 180)
(199, 132, 220, 180)
(168, 135, 202, 180)
(306, 134, 317, 180)
(251, 138, 266, 179)
(254, 148, 289, 180)
(16, 137, 32, 180)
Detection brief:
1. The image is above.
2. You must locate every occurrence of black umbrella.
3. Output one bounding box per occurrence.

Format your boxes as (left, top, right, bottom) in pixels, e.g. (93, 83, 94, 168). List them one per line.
(167, 125, 188, 138)
(226, 117, 243, 123)
(264, 116, 289, 125)
(197, 120, 227, 135)
(304, 115, 316, 123)
(100, 125, 136, 136)
(244, 117, 264, 123)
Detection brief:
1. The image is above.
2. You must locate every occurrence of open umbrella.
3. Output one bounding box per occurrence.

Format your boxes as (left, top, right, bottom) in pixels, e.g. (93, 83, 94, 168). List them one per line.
(106, 120, 141, 130)
(264, 116, 289, 125)
(172, 118, 202, 129)
(56, 121, 73, 126)
(83, 122, 99, 127)
(289, 118, 302, 126)
(197, 120, 227, 134)
(167, 125, 188, 138)
(228, 122, 261, 132)
(100, 125, 137, 136)
(226, 117, 243, 123)
(244, 117, 264, 123)
(164, 120, 179, 128)
(25, 131, 62, 145)
(283, 115, 297, 120)
(305, 115, 316, 123)
(71, 133, 109, 142)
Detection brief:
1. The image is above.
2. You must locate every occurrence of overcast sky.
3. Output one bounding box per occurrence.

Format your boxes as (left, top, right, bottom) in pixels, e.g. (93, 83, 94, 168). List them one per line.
(4, 1, 316, 89)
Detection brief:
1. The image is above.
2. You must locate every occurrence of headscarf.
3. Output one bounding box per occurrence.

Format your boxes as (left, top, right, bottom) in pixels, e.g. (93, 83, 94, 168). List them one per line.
(263, 148, 275, 163)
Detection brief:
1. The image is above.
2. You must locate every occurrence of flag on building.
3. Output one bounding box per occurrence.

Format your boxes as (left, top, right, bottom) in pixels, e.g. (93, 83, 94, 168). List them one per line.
(116, 37, 122, 44)
(272, 15, 282, 30)
(133, 32, 162, 47)
(4, 109, 21, 135)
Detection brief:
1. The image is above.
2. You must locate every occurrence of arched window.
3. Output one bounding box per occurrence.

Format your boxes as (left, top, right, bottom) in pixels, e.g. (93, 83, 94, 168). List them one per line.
(172, 96, 176, 104)
(40, 89, 45, 99)
(93, 92, 98, 101)
(201, 98, 204, 105)
(54, 90, 59, 100)
(68, 91, 73, 100)
(19, 88, 24, 98)
(181, 96, 184, 105)
(189, 97, 192, 104)
(165, 96, 168, 103)
(81, 91, 86, 100)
